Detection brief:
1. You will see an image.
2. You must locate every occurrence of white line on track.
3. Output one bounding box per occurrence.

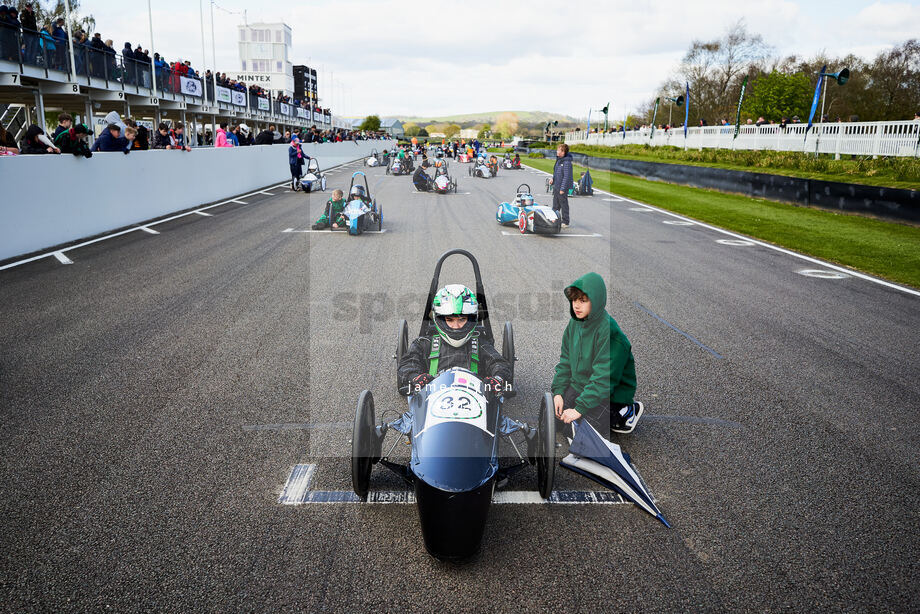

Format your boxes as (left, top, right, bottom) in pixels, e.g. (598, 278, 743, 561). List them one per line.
(522, 162, 920, 298)
(52, 251, 73, 265)
(716, 239, 754, 246)
(231, 199, 248, 205)
(259, 191, 274, 196)
(501, 231, 602, 238)
(194, 211, 213, 217)
(663, 220, 694, 226)
(139, 227, 160, 235)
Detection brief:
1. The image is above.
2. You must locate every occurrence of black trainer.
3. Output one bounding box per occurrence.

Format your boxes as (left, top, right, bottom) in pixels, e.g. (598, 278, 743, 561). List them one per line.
(611, 402, 644, 434)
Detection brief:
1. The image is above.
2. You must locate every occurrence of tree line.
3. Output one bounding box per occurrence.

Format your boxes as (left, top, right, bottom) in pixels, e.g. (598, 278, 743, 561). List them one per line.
(639, 21, 919, 127)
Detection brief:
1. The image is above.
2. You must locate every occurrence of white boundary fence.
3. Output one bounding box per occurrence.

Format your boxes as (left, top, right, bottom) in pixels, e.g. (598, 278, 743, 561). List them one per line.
(566, 121, 920, 158)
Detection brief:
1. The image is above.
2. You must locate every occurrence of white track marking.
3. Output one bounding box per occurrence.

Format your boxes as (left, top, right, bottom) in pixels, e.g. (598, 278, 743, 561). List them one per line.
(194, 211, 213, 217)
(501, 231, 602, 238)
(278, 464, 317, 505)
(798, 269, 851, 279)
(139, 227, 160, 235)
(52, 252, 73, 265)
(522, 162, 920, 298)
(716, 239, 754, 246)
(231, 199, 248, 205)
(663, 220, 694, 226)
(629, 207, 654, 212)
(259, 191, 274, 196)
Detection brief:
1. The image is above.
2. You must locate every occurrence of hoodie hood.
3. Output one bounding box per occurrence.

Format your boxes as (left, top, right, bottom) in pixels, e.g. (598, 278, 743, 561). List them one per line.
(565, 272, 607, 323)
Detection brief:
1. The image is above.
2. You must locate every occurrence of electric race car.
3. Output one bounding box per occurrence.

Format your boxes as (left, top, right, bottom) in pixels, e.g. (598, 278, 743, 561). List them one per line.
(298, 158, 327, 193)
(497, 183, 562, 234)
(469, 154, 498, 178)
(501, 153, 522, 169)
(316, 171, 382, 235)
(432, 159, 458, 194)
(546, 170, 593, 196)
(365, 148, 380, 167)
(351, 249, 556, 561)
(386, 153, 414, 176)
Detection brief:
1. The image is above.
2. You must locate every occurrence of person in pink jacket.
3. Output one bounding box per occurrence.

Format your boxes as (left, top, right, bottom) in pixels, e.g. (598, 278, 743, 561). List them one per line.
(215, 122, 233, 147)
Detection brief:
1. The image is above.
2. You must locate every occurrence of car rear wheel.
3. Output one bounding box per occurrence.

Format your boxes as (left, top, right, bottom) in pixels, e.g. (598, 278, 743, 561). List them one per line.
(352, 390, 379, 500)
(320, 176, 327, 191)
(518, 211, 527, 234)
(536, 392, 556, 499)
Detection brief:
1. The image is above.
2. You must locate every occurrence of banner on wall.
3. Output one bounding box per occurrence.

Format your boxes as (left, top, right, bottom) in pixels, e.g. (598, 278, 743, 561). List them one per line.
(258, 97, 269, 111)
(231, 90, 246, 107)
(313, 111, 322, 122)
(280, 102, 291, 116)
(179, 76, 202, 97)
(216, 86, 232, 104)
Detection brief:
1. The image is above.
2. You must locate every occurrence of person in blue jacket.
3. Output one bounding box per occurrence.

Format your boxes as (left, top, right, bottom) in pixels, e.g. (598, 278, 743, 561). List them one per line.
(288, 136, 311, 190)
(91, 124, 131, 153)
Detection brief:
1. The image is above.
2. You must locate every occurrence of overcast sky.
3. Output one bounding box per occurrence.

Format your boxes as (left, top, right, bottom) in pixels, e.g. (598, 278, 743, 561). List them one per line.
(84, 0, 920, 119)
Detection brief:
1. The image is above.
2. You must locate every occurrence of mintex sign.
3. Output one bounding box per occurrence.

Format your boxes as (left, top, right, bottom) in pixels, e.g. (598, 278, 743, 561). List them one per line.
(232, 73, 290, 93)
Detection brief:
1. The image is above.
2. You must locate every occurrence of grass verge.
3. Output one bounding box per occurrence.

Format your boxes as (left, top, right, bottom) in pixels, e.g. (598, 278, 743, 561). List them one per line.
(560, 144, 920, 191)
(523, 157, 920, 289)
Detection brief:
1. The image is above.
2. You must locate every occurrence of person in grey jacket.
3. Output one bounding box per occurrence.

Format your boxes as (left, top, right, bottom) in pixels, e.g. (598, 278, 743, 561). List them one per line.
(552, 143, 572, 227)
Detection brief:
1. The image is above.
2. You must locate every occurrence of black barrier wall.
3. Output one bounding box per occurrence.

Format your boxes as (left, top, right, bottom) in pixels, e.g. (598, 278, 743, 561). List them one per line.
(534, 149, 920, 223)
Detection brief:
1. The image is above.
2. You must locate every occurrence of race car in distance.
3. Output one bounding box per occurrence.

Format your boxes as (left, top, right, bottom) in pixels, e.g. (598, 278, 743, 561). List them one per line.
(432, 159, 458, 193)
(317, 171, 382, 235)
(365, 148, 380, 167)
(501, 153, 522, 169)
(497, 183, 562, 234)
(299, 157, 327, 192)
(352, 249, 555, 561)
(469, 154, 498, 178)
(546, 169, 593, 196)
(387, 153, 414, 176)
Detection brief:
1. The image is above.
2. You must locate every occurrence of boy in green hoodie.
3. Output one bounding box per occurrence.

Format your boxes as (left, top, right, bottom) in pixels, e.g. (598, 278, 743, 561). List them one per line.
(311, 189, 347, 230)
(552, 272, 643, 436)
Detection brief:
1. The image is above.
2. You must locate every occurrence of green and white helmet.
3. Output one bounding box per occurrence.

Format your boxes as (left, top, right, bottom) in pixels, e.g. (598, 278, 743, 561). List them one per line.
(432, 284, 478, 347)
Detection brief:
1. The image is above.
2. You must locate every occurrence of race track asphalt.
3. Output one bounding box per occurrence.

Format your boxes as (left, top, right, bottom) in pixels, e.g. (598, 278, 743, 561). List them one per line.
(1, 154, 917, 612)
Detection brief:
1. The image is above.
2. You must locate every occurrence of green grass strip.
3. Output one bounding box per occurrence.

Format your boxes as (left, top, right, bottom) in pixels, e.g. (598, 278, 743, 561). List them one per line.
(563, 144, 920, 191)
(524, 158, 920, 289)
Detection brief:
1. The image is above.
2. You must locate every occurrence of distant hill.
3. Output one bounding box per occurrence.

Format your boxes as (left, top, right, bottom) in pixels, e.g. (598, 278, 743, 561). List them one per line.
(395, 111, 578, 125)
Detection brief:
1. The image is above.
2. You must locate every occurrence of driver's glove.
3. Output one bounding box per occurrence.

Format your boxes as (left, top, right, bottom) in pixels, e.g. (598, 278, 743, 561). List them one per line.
(411, 373, 434, 392)
(483, 376, 507, 395)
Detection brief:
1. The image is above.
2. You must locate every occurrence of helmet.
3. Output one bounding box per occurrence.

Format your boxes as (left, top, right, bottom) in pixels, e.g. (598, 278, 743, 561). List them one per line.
(350, 184, 366, 198)
(431, 284, 478, 347)
(521, 194, 534, 207)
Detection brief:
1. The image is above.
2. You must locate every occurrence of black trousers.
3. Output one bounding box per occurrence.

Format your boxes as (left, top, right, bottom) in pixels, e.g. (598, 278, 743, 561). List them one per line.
(552, 189, 570, 224)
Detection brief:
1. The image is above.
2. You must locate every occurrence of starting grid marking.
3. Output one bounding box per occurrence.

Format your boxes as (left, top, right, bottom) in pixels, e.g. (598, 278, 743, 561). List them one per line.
(278, 464, 629, 506)
(500, 231, 602, 238)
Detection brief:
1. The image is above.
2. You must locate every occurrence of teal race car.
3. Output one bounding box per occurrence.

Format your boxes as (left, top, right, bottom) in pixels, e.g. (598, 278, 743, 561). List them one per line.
(496, 183, 562, 234)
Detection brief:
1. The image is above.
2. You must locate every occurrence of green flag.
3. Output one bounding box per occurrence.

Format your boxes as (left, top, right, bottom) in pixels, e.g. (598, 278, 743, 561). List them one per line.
(650, 97, 660, 139)
(733, 76, 748, 140)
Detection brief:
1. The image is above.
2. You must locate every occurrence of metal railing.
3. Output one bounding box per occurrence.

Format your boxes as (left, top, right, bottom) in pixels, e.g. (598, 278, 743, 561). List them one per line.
(565, 120, 920, 158)
(0, 20, 336, 131)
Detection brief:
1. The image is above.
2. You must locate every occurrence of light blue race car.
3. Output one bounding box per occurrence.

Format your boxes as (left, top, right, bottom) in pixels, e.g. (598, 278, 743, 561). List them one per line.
(496, 183, 562, 234)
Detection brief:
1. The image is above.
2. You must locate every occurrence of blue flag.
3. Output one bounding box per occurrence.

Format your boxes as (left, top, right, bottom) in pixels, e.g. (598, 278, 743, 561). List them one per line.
(684, 81, 690, 138)
(806, 65, 827, 140)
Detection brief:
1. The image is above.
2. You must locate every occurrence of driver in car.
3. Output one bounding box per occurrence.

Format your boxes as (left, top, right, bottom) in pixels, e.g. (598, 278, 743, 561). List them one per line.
(398, 285, 512, 397)
(311, 189, 346, 230)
